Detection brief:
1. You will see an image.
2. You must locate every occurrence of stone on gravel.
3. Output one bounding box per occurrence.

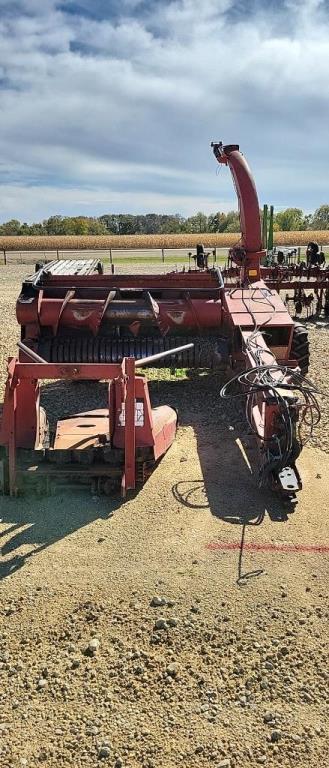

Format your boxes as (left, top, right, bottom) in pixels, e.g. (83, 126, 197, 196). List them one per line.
(271, 730, 282, 742)
(154, 618, 168, 630)
(150, 596, 166, 607)
(98, 745, 111, 758)
(166, 662, 180, 677)
(87, 638, 100, 654)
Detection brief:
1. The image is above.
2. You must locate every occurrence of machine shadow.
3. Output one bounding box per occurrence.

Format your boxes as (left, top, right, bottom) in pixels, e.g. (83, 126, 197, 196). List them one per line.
(148, 373, 292, 527)
(0, 373, 291, 583)
(0, 489, 123, 581)
(0, 379, 129, 581)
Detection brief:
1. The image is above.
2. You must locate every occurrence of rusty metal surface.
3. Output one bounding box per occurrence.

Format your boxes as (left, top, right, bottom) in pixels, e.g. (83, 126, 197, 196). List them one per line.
(54, 409, 110, 450)
(224, 282, 294, 328)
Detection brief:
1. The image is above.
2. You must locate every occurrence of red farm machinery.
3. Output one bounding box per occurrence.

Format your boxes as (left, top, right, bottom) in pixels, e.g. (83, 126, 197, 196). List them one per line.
(0, 143, 326, 500)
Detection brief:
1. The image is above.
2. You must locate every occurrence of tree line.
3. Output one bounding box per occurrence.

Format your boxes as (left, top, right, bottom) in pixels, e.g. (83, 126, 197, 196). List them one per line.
(1, 206, 329, 236)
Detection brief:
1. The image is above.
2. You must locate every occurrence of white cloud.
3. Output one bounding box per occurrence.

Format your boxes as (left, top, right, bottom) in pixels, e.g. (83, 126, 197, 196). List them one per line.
(0, 0, 328, 221)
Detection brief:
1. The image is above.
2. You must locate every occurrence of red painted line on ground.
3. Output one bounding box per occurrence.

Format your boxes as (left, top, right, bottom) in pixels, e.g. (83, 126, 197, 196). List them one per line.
(207, 541, 329, 554)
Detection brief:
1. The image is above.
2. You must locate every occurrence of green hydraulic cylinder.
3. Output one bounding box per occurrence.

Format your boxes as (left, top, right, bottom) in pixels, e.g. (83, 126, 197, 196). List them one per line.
(267, 205, 274, 251)
(262, 204, 268, 250)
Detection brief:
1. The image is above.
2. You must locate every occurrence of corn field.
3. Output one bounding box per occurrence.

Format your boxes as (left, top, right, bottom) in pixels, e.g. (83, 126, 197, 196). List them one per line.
(0, 231, 328, 252)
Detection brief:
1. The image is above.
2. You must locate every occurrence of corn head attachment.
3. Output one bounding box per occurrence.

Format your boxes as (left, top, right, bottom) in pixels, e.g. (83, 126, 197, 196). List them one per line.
(0, 344, 194, 497)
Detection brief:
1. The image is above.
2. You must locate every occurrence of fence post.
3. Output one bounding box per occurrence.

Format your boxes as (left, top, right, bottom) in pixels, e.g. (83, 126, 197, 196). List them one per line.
(3, 250, 6, 265)
(57, 249, 60, 261)
(161, 248, 165, 263)
(109, 248, 113, 266)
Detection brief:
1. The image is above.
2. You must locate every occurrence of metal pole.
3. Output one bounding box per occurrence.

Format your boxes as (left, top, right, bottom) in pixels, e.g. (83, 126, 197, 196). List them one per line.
(17, 341, 47, 363)
(3, 250, 6, 265)
(262, 204, 268, 250)
(161, 248, 165, 263)
(57, 249, 59, 261)
(109, 248, 112, 266)
(135, 342, 194, 368)
(267, 205, 274, 251)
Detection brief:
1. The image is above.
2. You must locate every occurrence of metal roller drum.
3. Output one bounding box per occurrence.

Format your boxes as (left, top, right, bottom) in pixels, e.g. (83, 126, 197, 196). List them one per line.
(37, 336, 221, 367)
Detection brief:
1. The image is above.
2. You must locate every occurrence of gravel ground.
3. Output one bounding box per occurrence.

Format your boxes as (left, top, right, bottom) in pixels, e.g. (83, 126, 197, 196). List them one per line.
(0, 264, 328, 768)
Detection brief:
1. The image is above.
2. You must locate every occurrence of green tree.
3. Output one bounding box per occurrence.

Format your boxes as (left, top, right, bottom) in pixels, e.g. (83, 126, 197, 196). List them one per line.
(310, 205, 329, 230)
(185, 212, 208, 233)
(208, 212, 229, 232)
(0, 219, 21, 235)
(223, 211, 240, 232)
(44, 215, 65, 235)
(29, 223, 46, 235)
(98, 215, 120, 233)
(274, 208, 304, 231)
(87, 218, 107, 234)
(159, 215, 183, 234)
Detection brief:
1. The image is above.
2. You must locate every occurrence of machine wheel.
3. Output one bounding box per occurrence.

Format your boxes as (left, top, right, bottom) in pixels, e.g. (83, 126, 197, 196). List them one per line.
(291, 323, 309, 376)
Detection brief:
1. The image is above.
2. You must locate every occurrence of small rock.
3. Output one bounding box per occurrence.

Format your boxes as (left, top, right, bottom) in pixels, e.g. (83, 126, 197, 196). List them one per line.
(166, 662, 180, 677)
(167, 617, 178, 627)
(98, 745, 111, 758)
(264, 711, 274, 723)
(256, 758, 267, 765)
(37, 678, 48, 690)
(150, 596, 166, 607)
(271, 730, 281, 742)
(154, 618, 168, 630)
(88, 638, 100, 654)
(217, 760, 231, 768)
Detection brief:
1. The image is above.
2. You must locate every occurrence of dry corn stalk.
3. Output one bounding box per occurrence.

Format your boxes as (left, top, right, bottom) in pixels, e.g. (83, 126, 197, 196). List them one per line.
(0, 231, 328, 252)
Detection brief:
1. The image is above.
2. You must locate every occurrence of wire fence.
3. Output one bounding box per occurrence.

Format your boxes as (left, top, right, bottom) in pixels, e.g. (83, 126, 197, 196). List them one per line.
(1, 247, 226, 267)
(1, 244, 328, 267)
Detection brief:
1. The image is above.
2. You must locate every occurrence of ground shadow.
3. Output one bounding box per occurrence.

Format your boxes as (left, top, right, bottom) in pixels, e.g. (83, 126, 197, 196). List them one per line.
(0, 487, 124, 580)
(0, 373, 292, 583)
(149, 373, 297, 584)
(148, 373, 292, 521)
(0, 380, 129, 580)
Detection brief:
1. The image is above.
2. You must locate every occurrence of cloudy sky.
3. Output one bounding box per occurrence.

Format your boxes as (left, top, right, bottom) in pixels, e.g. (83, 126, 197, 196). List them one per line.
(0, 0, 328, 222)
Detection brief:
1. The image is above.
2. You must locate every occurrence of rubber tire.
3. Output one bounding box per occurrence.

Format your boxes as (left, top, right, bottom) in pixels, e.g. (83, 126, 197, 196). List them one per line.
(291, 323, 310, 376)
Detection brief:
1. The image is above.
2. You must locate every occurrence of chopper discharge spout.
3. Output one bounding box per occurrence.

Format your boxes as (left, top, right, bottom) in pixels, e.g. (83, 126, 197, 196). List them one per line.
(211, 142, 265, 282)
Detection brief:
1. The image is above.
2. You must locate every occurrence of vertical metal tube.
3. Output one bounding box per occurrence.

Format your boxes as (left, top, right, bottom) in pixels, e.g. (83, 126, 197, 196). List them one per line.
(123, 358, 136, 494)
(262, 204, 268, 250)
(268, 205, 274, 251)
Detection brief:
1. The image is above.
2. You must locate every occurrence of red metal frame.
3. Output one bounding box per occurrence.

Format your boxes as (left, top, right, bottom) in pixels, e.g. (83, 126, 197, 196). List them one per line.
(0, 358, 177, 498)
